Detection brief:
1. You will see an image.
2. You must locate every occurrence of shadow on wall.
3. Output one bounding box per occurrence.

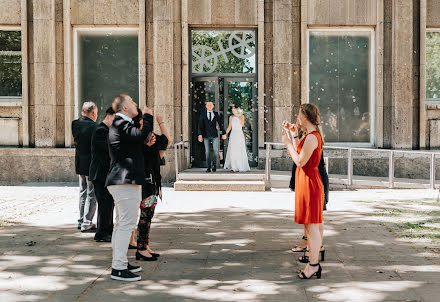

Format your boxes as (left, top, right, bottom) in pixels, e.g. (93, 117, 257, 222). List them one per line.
(0, 208, 437, 301)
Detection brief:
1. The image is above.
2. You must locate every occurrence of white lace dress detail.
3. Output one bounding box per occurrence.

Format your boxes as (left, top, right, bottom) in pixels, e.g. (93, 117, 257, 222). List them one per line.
(224, 116, 250, 172)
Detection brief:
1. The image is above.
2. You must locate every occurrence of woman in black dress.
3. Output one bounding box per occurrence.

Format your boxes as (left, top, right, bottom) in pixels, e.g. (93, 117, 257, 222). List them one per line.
(129, 111, 171, 260)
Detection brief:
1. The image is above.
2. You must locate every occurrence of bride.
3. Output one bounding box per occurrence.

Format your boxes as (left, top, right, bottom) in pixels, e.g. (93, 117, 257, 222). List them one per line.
(224, 106, 250, 172)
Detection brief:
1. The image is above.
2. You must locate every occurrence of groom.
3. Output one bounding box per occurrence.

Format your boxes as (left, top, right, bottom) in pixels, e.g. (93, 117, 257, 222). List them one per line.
(198, 101, 226, 172)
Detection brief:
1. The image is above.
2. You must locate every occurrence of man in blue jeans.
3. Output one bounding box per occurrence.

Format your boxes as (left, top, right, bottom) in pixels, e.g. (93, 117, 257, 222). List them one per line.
(197, 101, 226, 172)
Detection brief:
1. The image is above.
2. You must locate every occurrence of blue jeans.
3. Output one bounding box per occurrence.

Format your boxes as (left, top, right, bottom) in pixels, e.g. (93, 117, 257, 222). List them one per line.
(203, 137, 219, 169)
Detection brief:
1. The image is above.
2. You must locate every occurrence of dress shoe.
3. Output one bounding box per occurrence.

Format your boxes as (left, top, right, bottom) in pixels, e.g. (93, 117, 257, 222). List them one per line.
(136, 251, 157, 261)
(94, 234, 112, 242)
(128, 244, 137, 249)
(212, 166, 216, 172)
(206, 168, 211, 173)
(150, 252, 160, 258)
(81, 224, 97, 233)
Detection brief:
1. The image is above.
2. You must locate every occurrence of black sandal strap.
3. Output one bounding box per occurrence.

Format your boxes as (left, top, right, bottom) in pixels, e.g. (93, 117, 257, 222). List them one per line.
(299, 272, 308, 279)
(309, 262, 320, 267)
(302, 236, 308, 240)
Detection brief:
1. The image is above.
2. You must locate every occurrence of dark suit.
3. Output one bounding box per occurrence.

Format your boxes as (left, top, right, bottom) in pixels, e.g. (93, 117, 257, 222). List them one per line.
(89, 122, 114, 239)
(72, 115, 97, 229)
(198, 110, 225, 169)
(72, 116, 97, 176)
(197, 110, 225, 138)
(105, 114, 154, 187)
(290, 152, 329, 210)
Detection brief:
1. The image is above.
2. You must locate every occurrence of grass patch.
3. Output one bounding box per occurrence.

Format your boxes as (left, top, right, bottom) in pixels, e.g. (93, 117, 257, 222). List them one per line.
(370, 200, 440, 244)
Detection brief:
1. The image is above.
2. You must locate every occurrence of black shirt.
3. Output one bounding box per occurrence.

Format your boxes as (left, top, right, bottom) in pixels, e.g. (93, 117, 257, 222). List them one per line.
(142, 134, 169, 199)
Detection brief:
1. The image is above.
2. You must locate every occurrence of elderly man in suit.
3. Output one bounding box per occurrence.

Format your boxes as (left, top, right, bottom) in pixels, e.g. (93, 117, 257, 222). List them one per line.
(72, 102, 98, 232)
(105, 94, 153, 282)
(197, 101, 226, 172)
(89, 107, 115, 243)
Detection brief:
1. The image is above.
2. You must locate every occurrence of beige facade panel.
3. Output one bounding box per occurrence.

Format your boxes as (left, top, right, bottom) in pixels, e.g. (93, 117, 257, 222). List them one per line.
(429, 119, 440, 149)
(235, 0, 258, 25)
(71, 0, 94, 24)
(0, 0, 21, 24)
(187, 0, 211, 24)
(211, 0, 235, 24)
(0, 118, 19, 145)
(308, 0, 377, 25)
(427, 0, 440, 27)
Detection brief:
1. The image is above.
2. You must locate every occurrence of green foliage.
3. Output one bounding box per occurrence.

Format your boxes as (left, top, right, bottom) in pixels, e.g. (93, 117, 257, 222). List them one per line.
(191, 31, 255, 74)
(426, 32, 440, 99)
(0, 31, 22, 96)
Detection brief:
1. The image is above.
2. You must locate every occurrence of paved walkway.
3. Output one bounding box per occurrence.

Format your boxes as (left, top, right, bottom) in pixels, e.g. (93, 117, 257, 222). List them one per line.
(0, 186, 439, 302)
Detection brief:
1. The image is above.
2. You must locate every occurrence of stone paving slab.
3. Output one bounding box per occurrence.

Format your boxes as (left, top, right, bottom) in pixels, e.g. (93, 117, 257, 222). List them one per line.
(0, 187, 439, 301)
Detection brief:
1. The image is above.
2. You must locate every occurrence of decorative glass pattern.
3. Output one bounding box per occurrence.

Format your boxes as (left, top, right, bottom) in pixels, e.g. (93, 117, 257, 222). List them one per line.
(78, 30, 138, 122)
(426, 31, 440, 100)
(191, 30, 256, 74)
(309, 31, 372, 143)
(0, 31, 21, 97)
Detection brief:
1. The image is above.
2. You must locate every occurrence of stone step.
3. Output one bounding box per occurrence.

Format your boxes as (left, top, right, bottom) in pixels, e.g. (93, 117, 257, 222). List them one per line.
(177, 172, 265, 181)
(174, 180, 266, 191)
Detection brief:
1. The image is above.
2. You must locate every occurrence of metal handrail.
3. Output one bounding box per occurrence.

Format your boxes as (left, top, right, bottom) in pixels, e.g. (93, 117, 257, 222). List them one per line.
(174, 141, 189, 180)
(264, 142, 440, 189)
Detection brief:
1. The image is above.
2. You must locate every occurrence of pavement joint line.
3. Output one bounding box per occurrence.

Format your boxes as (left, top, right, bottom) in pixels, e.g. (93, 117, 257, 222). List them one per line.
(77, 265, 111, 300)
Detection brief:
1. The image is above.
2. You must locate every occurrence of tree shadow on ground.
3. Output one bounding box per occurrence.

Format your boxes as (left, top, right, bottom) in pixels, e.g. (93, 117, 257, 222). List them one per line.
(0, 207, 439, 302)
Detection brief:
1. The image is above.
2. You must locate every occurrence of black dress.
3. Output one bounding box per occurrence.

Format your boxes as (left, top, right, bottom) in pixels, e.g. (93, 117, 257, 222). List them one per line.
(290, 152, 329, 210)
(137, 133, 169, 250)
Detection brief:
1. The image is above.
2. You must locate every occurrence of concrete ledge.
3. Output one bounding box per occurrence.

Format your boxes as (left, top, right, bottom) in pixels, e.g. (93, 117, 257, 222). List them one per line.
(0, 148, 76, 185)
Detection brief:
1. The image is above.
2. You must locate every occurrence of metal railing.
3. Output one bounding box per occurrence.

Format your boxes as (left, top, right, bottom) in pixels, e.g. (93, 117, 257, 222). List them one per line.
(264, 142, 440, 190)
(174, 141, 189, 180)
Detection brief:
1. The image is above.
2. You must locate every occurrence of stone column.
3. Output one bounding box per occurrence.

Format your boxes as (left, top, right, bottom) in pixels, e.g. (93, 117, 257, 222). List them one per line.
(32, 0, 57, 147)
(391, 1, 414, 149)
(139, 0, 147, 108)
(419, 0, 427, 148)
(272, 0, 295, 142)
(257, 0, 265, 147)
(152, 0, 174, 139)
(264, 0, 274, 143)
(21, 0, 29, 147)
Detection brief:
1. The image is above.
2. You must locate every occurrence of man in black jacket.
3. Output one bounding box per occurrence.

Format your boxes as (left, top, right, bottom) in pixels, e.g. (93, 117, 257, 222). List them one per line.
(89, 107, 115, 242)
(72, 102, 98, 232)
(105, 94, 153, 282)
(197, 101, 226, 172)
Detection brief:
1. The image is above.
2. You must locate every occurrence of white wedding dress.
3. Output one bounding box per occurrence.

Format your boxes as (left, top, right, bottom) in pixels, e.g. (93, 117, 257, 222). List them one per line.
(224, 116, 251, 172)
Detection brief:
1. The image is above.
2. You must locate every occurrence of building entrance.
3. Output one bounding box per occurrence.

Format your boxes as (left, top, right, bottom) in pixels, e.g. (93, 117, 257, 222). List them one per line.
(190, 76, 258, 168)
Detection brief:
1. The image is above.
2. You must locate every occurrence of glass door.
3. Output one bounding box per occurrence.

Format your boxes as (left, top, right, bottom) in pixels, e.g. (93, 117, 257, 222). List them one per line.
(190, 77, 219, 167)
(223, 78, 258, 167)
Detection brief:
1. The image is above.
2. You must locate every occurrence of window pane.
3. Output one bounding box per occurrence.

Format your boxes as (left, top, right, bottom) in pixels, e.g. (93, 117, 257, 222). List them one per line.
(309, 31, 371, 143)
(426, 32, 440, 99)
(0, 31, 22, 97)
(191, 30, 256, 74)
(79, 31, 138, 122)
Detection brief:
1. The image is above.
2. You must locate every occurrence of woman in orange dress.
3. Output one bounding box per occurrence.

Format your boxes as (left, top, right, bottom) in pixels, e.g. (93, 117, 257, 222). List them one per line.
(282, 103, 324, 279)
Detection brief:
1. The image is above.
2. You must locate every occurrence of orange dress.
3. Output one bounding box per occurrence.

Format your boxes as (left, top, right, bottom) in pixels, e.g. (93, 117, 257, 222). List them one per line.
(294, 131, 324, 224)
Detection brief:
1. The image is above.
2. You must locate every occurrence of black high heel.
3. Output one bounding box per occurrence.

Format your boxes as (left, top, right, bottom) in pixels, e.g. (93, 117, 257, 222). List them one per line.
(298, 263, 322, 279)
(298, 246, 325, 263)
(136, 251, 158, 261)
(291, 236, 308, 253)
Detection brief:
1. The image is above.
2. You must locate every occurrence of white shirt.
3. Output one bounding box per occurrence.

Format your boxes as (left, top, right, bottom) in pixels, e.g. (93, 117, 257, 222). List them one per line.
(116, 112, 133, 124)
(207, 110, 214, 121)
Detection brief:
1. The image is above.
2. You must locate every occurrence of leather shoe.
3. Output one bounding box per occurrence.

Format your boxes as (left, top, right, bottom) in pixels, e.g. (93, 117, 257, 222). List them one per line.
(212, 166, 216, 172)
(206, 168, 211, 173)
(95, 235, 112, 242)
(136, 251, 157, 261)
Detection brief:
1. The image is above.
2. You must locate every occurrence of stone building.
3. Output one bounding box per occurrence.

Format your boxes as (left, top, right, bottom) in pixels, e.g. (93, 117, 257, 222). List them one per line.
(0, 0, 440, 184)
